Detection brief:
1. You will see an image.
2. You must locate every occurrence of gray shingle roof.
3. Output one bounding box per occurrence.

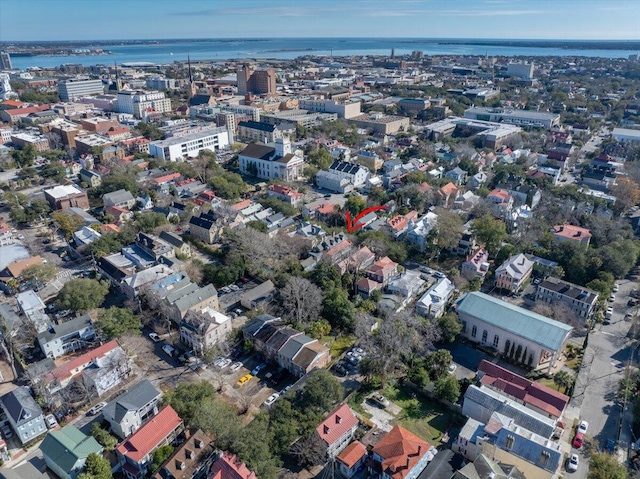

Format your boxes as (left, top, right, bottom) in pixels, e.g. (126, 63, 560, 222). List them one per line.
(0, 386, 42, 426)
(103, 380, 160, 423)
(36, 315, 92, 343)
(457, 292, 572, 351)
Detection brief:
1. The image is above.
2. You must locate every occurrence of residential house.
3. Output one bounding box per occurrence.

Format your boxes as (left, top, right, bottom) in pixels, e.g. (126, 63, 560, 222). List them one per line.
(477, 360, 569, 419)
(453, 453, 526, 479)
(0, 222, 13, 246)
(44, 185, 90, 211)
(267, 327, 304, 362)
(468, 172, 488, 190)
(73, 225, 102, 247)
(0, 255, 45, 293)
(534, 277, 599, 319)
(355, 277, 383, 298)
(240, 280, 275, 310)
(453, 191, 481, 212)
(387, 270, 425, 302)
(16, 289, 51, 333)
(551, 224, 592, 248)
(487, 189, 514, 218)
(164, 283, 219, 323)
(321, 237, 354, 266)
(137, 195, 154, 211)
(415, 277, 455, 319)
(384, 212, 416, 239)
(208, 451, 257, 479)
(370, 425, 437, 479)
(159, 231, 191, 258)
(152, 429, 213, 479)
(456, 231, 477, 256)
(268, 184, 303, 207)
(78, 168, 102, 188)
(437, 182, 459, 208)
(242, 314, 281, 347)
(366, 257, 399, 285)
(445, 166, 468, 186)
(135, 232, 175, 261)
(96, 253, 136, 288)
(37, 314, 96, 359)
(291, 341, 331, 377)
(41, 426, 103, 479)
(315, 404, 359, 458)
(494, 254, 534, 293)
(188, 212, 225, 244)
(116, 405, 184, 479)
(455, 413, 562, 479)
(103, 379, 162, 439)
(406, 212, 438, 252)
(337, 246, 375, 275)
(121, 265, 175, 299)
(0, 386, 46, 445)
(456, 292, 573, 373)
(180, 307, 232, 354)
(336, 441, 368, 479)
(461, 248, 490, 281)
(103, 189, 136, 209)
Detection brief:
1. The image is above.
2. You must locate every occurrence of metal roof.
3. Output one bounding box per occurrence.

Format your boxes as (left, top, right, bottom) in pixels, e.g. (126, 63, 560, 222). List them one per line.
(457, 292, 572, 351)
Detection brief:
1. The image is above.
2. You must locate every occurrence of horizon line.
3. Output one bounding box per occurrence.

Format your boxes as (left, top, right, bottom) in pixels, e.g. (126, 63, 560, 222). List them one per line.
(2, 36, 640, 43)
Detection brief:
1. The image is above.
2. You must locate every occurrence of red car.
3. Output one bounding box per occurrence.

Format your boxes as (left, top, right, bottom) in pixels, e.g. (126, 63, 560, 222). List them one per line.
(573, 432, 584, 449)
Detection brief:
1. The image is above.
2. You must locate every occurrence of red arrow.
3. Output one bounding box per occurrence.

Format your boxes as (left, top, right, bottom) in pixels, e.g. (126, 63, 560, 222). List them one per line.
(345, 205, 388, 233)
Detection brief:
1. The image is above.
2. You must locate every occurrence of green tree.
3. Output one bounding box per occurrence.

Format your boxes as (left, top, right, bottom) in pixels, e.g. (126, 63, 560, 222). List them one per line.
(246, 220, 268, 233)
(163, 381, 216, 426)
(52, 210, 84, 240)
(307, 262, 341, 291)
(233, 414, 280, 479)
(587, 452, 628, 479)
(307, 148, 332, 170)
(134, 212, 168, 233)
(322, 288, 356, 331)
(77, 453, 112, 479)
(100, 173, 139, 196)
(90, 423, 117, 451)
(55, 278, 109, 312)
(151, 444, 174, 472)
(21, 263, 56, 285)
(258, 197, 298, 217)
(89, 233, 124, 257)
(434, 375, 460, 403)
(96, 307, 142, 339)
(10, 143, 37, 168)
(344, 194, 367, 217)
(193, 397, 240, 450)
(298, 370, 344, 413)
(471, 215, 507, 254)
(437, 313, 462, 343)
(430, 209, 464, 255)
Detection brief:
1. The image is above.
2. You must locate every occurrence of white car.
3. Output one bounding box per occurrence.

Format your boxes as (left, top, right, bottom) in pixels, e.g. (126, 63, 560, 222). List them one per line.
(609, 294, 616, 302)
(448, 364, 458, 374)
(148, 332, 161, 342)
(87, 401, 107, 416)
(45, 414, 58, 429)
(230, 361, 243, 372)
(567, 453, 579, 472)
(577, 420, 588, 434)
(218, 358, 232, 369)
(613, 283, 619, 292)
(213, 357, 225, 367)
(263, 393, 280, 407)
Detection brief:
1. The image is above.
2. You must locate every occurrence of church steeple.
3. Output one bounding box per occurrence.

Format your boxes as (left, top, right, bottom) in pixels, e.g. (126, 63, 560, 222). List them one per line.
(187, 54, 197, 99)
(114, 61, 123, 91)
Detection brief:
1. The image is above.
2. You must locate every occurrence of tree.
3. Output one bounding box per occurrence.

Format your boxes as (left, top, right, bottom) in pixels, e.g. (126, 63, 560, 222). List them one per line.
(430, 209, 464, 256)
(151, 444, 174, 472)
(91, 423, 117, 451)
(587, 452, 627, 479)
(307, 148, 332, 170)
(280, 276, 323, 328)
(52, 210, 84, 240)
(610, 177, 640, 211)
(434, 375, 460, 403)
(10, 143, 37, 168)
(96, 307, 142, 339)
(233, 414, 280, 479)
(163, 381, 216, 426)
(344, 194, 367, 217)
(134, 212, 168, 233)
(246, 220, 267, 233)
(193, 397, 240, 450)
(553, 370, 575, 393)
(55, 278, 109, 312)
(298, 370, 343, 414)
(322, 288, 355, 331)
(437, 313, 462, 343)
(290, 432, 327, 468)
(471, 215, 507, 254)
(21, 263, 56, 285)
(77, 453, 112, 479)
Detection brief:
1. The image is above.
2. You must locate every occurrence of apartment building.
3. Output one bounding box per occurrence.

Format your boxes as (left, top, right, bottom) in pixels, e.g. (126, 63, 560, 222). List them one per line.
(535, 277, 599, 319)
(239, 138, 304, 181)
(58, 78, 104, 100)
(149, 127, 230, 162)
(116, 90, 172, 118)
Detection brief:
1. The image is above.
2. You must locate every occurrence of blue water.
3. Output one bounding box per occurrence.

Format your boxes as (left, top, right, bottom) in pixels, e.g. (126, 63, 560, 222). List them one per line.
(9, 38, 639, 69)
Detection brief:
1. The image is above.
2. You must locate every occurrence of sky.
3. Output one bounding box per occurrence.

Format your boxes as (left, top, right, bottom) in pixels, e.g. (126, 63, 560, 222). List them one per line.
(1, 0, 639, 42)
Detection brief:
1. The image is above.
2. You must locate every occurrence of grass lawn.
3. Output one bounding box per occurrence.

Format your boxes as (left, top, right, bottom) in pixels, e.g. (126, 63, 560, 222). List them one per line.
(538, 377, 562, 391)
(324, 334, 356, 359)
(566, 355, 583, 372)
(383, 382, 455, 443)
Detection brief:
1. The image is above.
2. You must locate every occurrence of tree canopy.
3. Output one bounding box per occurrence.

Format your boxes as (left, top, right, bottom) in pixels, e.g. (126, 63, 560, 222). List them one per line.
(55, 278, 109, 312)
(96, 307, 142, 339)
(77, 453, 112, 479)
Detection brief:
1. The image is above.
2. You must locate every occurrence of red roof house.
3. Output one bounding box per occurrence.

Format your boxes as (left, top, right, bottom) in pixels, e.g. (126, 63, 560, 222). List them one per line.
(370, 425, 436, 479)
(336, 440, 368, 478)
(315, 404, 359, 457)
(117, 405, 184, 479)
(208, 451, 256, 479)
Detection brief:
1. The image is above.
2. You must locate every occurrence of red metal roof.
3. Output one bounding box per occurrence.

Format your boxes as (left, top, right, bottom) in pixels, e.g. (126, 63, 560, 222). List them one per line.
(337, 440, 367, 468)
(48, 340, 120, 382)
(116, 405, 183, 463)
(209, 451, 256, 479)
(372, 425, 431, 479)
(316, 404, 358, 447)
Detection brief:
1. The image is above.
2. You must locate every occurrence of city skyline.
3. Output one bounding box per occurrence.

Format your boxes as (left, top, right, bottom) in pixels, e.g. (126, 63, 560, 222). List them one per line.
(1, 0, 639, 42)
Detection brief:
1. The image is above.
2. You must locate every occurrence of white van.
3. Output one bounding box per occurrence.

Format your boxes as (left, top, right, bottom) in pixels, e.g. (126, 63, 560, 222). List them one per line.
(162, 344, 175, 357)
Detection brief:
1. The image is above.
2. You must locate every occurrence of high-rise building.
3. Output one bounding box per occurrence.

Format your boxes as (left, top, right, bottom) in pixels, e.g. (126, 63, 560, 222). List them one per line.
(116, 90, 172, 119)
(0, 52, 12, 70)
(236, 64, 276, 95)
(58, 78, 105, 100)
(507, 62, 535, 79)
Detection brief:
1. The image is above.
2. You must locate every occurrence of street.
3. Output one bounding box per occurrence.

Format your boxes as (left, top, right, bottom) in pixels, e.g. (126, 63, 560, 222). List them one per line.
(571, 276, 637, 477)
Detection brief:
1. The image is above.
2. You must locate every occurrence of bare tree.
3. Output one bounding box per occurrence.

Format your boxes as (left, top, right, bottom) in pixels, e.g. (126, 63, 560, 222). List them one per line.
(280, 276, 323, 328)
(532, 301, 585, 331)
(183, 260, 203, 285)
(290, 433, 327, 468)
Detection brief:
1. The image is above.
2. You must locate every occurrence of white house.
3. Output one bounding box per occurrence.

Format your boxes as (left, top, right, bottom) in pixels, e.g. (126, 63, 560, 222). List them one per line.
(239, 138, 304, 181)
(103, 379, 162, 439)
(0, 387, 46, 445)
(415, 277, 455, 318)
(494, 253, 534, 293)
(37, 315, 96, 359)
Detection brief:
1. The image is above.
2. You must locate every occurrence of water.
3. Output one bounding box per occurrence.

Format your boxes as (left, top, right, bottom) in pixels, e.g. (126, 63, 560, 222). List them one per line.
(9, 38, 640, 69)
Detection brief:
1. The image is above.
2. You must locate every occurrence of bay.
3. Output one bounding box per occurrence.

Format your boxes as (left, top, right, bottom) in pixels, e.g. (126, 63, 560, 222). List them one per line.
(9, 37, 639, 70)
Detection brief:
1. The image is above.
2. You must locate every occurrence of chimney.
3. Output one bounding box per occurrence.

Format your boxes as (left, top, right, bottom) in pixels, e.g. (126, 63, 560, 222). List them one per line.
(406, 457, 410, 468)
(417, 445, 422, 455)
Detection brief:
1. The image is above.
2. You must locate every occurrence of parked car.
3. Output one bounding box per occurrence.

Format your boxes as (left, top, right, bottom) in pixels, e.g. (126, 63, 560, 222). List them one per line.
(448, 364, 458, 375)
(628, 298, 639, 307)
(606, 307, 613, 319)
(631, 289, 640, 299)
(577, 420, 589, 434)
(162, 344, 176, 357)
(236, 374, 253, 387)
(613, 283, 619, 293)
(229, 285, 240, 292)
(148, 332, 161, 343)
(609, 294, 616, 302)
(572, 432, 584, 449)
(234, 308, 243, 316)
(567, 454, 579, 472)
(87, 401, 108, 416)
(45, 414, 58, 429)
(372, 393, 390, 408)
(230, 361, 243, 372)
(218, 358, 232, 369)
(251, 363, 267, 375)
(263, 393, 280, 407)
(1, 423, 13, 438)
